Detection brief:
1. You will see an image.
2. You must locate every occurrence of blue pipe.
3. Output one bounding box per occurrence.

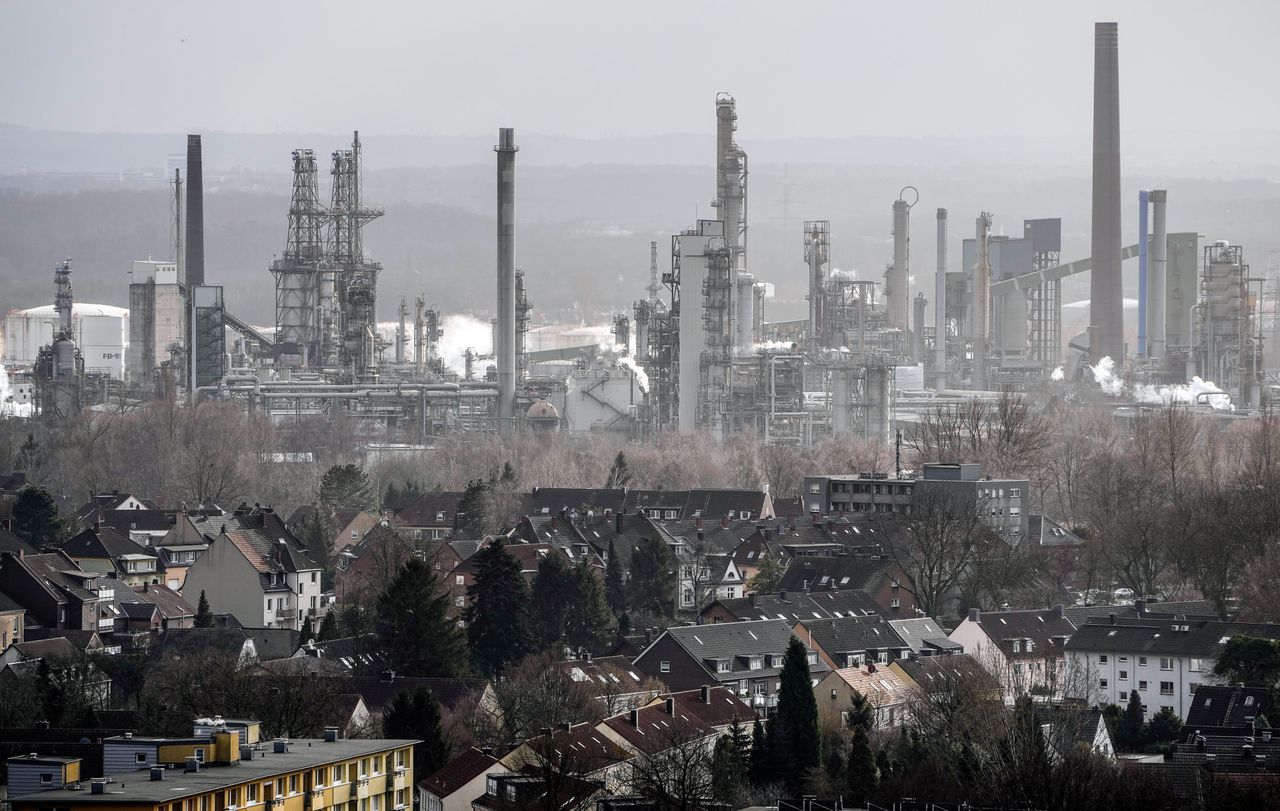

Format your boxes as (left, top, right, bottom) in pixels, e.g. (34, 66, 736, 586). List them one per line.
(1137, 190, 1149, 357)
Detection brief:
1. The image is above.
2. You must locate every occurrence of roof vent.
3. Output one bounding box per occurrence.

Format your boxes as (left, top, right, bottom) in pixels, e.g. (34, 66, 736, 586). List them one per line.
(91, 780, 108, 795)
(323, 728, 339, 743)
(150, 767, 165, 781)
(185, 756, 200, 773)
(273, 739, 289, 754)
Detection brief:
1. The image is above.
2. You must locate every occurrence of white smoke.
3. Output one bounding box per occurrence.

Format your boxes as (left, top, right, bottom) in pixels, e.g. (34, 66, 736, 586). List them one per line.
(753, 340, 798, 353)
(0, 366, 34, 418)
(597, 342, 650, 393)
(828, 268, 857, 281)
(438, 314, 493, 377)
(1088, 356, 1233, 411)
(1050, 366, 1065, 382)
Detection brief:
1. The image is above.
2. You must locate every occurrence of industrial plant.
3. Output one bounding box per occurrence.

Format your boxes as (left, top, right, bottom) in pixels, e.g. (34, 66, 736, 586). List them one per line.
(3, 22, 1274, 437)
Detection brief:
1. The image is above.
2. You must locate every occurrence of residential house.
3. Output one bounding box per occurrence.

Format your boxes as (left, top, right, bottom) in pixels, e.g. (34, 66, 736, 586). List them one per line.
(1, 527, 41, 556)
(597, 688, 755, 776)
(949, 606, 1078, 700)
(72, 492, 154, 534)
(1063, 617, 1280, 721)
(150, 513, 213, 589)
(1063, 599, 1222, 626)
(793, 615, 911, 670)
(776, 556, 916, 617)
(631, 619, 827, 714)
(118, 583, 196, 633)
(701, 589, 884, 624)
(447, 542, 566, 614)
(554, 655, 661, 715)
(501, 723, 634, 793)
(100, 509, 173, 547)
(60, 526, 161, 587)
(346, 674, 498, 730)
(1036, 706, 1116, 760)
(394, 491, 464, 541)
(154, 627, 260, 666)
(419, 748, 506, 811)
(182, 529, 323, 631)
(336, 523, 463, 604)
(0, 636, 113, 708)
(470, 766, 602, 811)
(623, 488, 775, 521)
(0, 552, 107, 633)
(887, 617, 964, 658)
(813, 664, 910, 730)
(1, 589, 25, 649)
(286, 505, 380, 556)
(1185, 685, 1272, 729)
(293, 635, 384, 673)
(889, 653, 999, 700)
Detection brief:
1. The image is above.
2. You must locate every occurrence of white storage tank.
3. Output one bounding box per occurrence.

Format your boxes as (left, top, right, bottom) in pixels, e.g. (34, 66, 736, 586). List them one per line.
(4, 303, 129, 380)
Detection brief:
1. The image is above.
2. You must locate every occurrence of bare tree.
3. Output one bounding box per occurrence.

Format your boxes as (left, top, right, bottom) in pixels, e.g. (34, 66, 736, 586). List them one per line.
(625, 719, 718, 810)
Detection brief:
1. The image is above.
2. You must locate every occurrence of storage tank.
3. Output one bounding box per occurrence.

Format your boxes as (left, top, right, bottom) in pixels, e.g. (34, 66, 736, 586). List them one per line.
(4, 303, 128, 379)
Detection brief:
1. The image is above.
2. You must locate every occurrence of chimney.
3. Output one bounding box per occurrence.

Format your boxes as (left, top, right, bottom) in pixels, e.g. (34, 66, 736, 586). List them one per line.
(1089, 22, 1123, 362)
(779, 590, 788, 602)
(1053, 604, 1065, 619)
(811, 513, 821, 526)
(664, 697, 676, 716)
(1134, 598, 1146, 615)
(721, 515, 729, 529)
(616, 512, 624, 533)
(629, 708, 640, 728)
(968, 608, 981, 624)
(1109, 613, 1117, 626)
(749, 592, 758, 608)
(185, 134, 204, 287)
(495, 127, 518, 428)
(550, 516, 558, 531)
(695, 516, 703, 529)
(558, 721, 572, 733)
(701, 684, 712, 704)
(185, 756, 200, 773)
(644, 628, 654, 646)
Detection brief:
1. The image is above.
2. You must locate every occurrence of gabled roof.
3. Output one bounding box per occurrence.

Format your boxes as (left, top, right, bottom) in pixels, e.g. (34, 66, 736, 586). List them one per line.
(523, 488, 627, 517)
(130, 583, 196, 619)
(221, 528, 320, 575)
(1028, 514, 1084, 548)
(0, 589, 24, 613)
(796, 616, 909, 659)
(556, 656, 648, 693)
(776, 556, 894, 595)
(681, 489, 771, 520)
(394, 491, 464, 528)
(1063, 599, 1221, 625)
(419, 747, 501, 799)
(6, 552, 100, 602)
(158, 628, 259, 659)
(660, 518, 763, 556)
(1186, 685, 1272, 728)
(603, 695, 716, 750)
(962, 607, 1077, 657)
(707, 590, 885, 623)
(346, 675, 491, 715)
(102, 509, 173, 534)
(0, 528, 39, 556)
(891, 653, 997, 695)
(638, 619, 823, 682)
(61, 526, 156, 564)
(517, 722, 635, 774)
(824, 663, 910, 706)
(889, 618, 963, 655)
(644, 686, 757, 729)
(1065, 618, 1280, 657)
(9, 636, 79, 661)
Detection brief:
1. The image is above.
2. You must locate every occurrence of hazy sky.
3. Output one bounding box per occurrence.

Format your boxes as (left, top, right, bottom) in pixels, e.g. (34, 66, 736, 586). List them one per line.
(3, 0, 1279, 140)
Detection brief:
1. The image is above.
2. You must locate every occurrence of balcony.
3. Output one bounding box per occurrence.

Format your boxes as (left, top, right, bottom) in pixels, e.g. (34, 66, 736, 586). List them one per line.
(276, 608, 298, 620)
(355, 778, 370, 799)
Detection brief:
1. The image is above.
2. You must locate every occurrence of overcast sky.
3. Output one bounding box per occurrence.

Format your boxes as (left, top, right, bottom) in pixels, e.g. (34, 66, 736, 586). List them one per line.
(3, 0, 1278, 140)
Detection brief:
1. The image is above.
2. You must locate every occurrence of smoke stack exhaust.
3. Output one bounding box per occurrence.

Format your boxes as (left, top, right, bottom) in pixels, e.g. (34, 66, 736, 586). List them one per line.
(1089, 22, 1123, 362)
(185, 134, 204, 288)
(1149, 190, 1167, 360)
(495, 128, 518, 428)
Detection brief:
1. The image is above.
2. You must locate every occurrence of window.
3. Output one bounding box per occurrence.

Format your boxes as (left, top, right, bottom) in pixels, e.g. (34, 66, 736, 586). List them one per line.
(847, 653, 864, 668)
(310, 572, 317, 583)
(194, 748, 206, 763)
(1119, 670, 1128, 680)
(229, 789, 240, 806)
(1012, 640, 1021, 653)
(1119, 656, 1128, 663)
(1139, 656, 1148, 666)
(1160, 681, 1174, 696)
(332, 767, 342, 785)
(40, 773, 53, 785)
(717, 660, 731, 673)
(754, 681, 767, 695)
(1099, 655, 1108, 664)
(455, 575, 464, 586)
(1160, 658, 1173, 671)
(1100, 678, 1109, 689)
(248, 785, 259, 803)
(1138, 680, 1148, 691)
(749, 657, 763, 671)
(890, 598, 900, 609)
(290, 775, 298, 794)
(1011, 488, 1021, 498)
(136, 753, 148, 764)
(1245, 696, 1257, 707)
(1189, 658, 1203, 672)
(660, 660, 670, 673)
(877, 651, 888, 664)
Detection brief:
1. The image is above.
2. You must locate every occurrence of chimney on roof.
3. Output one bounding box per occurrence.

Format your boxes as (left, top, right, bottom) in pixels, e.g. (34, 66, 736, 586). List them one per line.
(629, 708, 640, 727)
(550, 516, 558, 531)
(1109, 613, 1117, 625)
(664, 697, 676, 716)
(968, 608, 981, 624)
(381, 669, 396, 683)
(558, 721, 572, 733)
(644, 628, 654, 646)
(1135, 598, 1147, 615)
(616, 512, 624, 534)
(749, 592, 757, 608)
(779, 590, 788, 602)
(1053, 604, 1064, 619)
(539, 727, 552, 738)
(701, 684, 712, 704)
(811, 513, 821, 526)
(721, 515, 729, 529)
(695, 516, 703, 529)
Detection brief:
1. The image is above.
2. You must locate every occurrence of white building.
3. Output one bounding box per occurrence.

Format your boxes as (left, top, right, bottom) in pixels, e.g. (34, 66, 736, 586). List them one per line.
(948, 606, 1078, 701)
(1064, 617, 1280, 721)
(4, 302, 128, 380)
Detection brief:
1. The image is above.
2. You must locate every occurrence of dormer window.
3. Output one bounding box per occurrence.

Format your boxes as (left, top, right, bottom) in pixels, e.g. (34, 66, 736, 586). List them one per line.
(847, 653, 864, 668)
(749, 656, 763, 670)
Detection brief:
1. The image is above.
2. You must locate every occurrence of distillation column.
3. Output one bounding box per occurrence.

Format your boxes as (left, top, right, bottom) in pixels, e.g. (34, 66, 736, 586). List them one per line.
(735, 272, 755, 354)
(495, 128, 518, 427)
(935, 208, 948, 389)
(1149, 190, 1167, 361)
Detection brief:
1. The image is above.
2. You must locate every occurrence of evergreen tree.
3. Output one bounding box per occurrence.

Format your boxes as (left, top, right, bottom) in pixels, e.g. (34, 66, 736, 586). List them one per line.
(1146, 707, 1183, 746)
(627, 535, 676, 620)
(874, 747, 893, 780)
(775, 636, 821, 786)
(12, 485, 62, 548)
(194, 590, 214, 627)
(846, 726, 879, 806)
(456, 479, 491, 537)
(710, 726, 748, 803)
(604, 452, 632, 488)
(299, 618, 314, 646)
(747, 550, 784, 595)
(465, 540, 532, 678)
(383, 480, 425, 513)
(36, 657, 64, 725)
(530, 552, 574, 649)
(604, 538, 627, 618)
(383, 688, 451, 778)
(749, 718, 772, 787)
(376, 557, 469, 677)
(316, 611, 339, 642)
(294, 509, 335, 574)
(318, 464, 376, 510)
(846, 688, 874, 733)
(565, 560, 615, 653)
(1213, 636, 1280, 686)
(1120, 690, 1147, 751)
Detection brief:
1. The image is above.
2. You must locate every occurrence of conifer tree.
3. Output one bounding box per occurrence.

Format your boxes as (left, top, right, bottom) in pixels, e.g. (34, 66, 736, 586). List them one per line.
(465, 539, 532, 677)
(530, 552, 574, 649)
(627, 535, 676, 620)
(376, 557, 468, 677)
(456, 479, 491, 537)
(12, 485, 62, 549)
(775, 636, 821, 785)
(605, 452, 632, 488)
(383, 687, 451, 778)
(194, 590, 214, 627)
(316, 610, 339, 642)
(565, 560, 614, 653)
(846, 726, 879, 806)
(749, 717, 772, 787)
(318, 464, 375, 510)
(605, 538, 627, 617)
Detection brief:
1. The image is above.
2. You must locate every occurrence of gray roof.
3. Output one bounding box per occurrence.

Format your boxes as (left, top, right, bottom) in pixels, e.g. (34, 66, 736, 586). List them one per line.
(967, 607, 1077, 657)
(1065, 618, 1280, 657)
(1063, 600, 1221, 625)
(776, 556, 894, 595)
(1185, 685, 1272, 728)
(706, 590, 884, 623)
(889, 618, 963, 655)
(638, 619, 822, 681)
(796, 615, 909, 659)
(10, 738, 418, 805)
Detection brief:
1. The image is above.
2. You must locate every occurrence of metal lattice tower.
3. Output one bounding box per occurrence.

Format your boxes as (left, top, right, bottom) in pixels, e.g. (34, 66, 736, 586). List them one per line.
(327, 131, 385, 377)
(272, 149, 327, 361)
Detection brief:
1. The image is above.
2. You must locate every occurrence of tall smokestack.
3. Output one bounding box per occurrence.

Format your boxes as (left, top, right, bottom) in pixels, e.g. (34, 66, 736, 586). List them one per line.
(889, 196, 911, 331)
(1089, 22, 1123, 362)
(1149, 190, 1167, 360)
(495, 128, 518, 427)
(1137, 190, 1149, 356)
(935, 208, 947, 389)
(185, 134, 204, 288)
